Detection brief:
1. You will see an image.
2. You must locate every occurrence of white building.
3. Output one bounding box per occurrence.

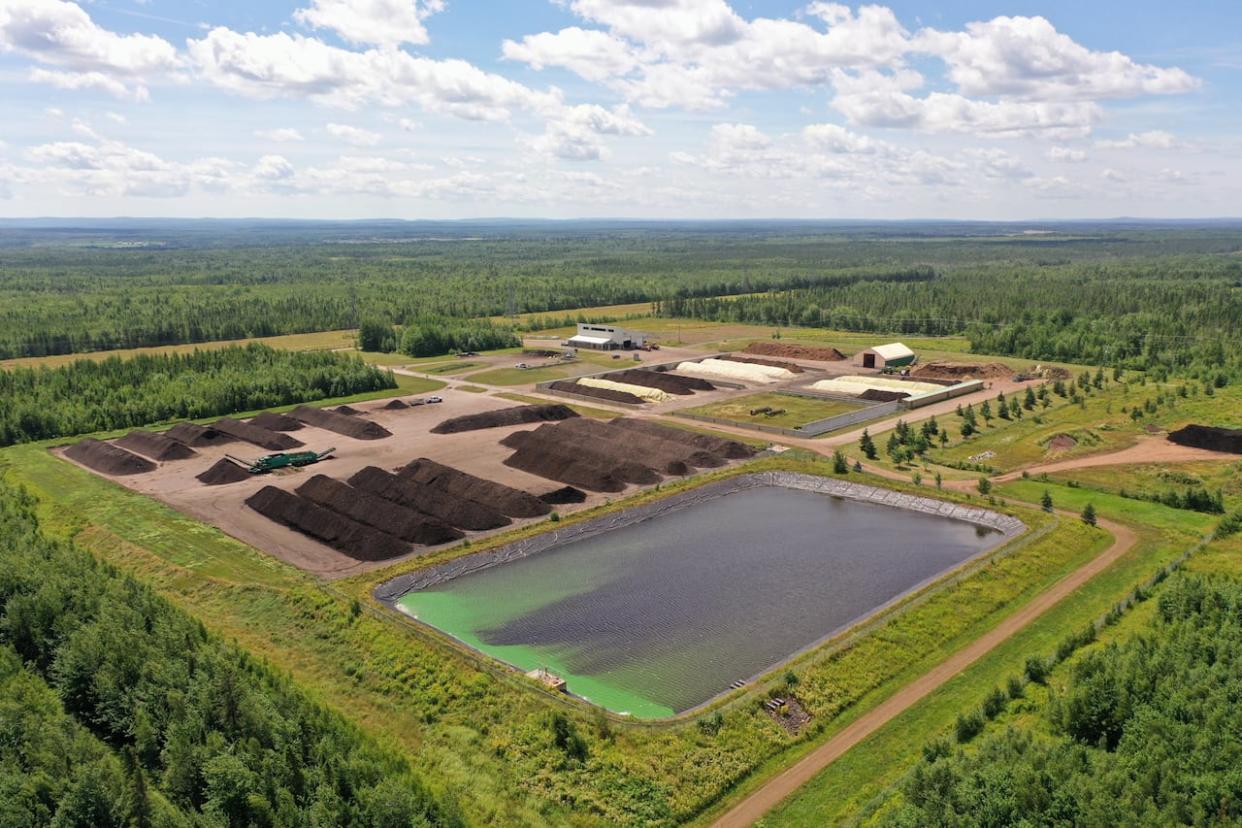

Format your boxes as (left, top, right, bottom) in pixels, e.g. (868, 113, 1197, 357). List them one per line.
(567, 323, 649, 350)
(857, 342, 916, 369)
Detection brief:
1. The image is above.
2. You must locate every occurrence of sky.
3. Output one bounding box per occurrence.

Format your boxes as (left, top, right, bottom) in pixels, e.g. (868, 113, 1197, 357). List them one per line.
(1, 0, 1240, 220)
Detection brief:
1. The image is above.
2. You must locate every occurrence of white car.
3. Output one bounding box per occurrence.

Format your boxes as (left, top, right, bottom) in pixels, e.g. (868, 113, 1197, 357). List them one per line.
(427, 396, 443, 404)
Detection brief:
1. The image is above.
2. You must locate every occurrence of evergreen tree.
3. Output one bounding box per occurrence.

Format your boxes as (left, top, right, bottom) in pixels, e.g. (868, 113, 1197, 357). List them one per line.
(859, 429, 877, 460)
(1081, 502, 1097, 526)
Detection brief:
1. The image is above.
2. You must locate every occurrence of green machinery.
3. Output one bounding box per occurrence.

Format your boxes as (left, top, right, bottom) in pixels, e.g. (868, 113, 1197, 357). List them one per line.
(226, 447, 335, 474)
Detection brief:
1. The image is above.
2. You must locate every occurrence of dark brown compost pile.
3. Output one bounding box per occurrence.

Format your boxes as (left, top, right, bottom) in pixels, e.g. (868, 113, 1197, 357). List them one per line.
(115, 429, 198, 461)
(290, 406, 391, 440)
(546, 381, 644, 405)
(334, 405, 361, 415)
(166, 422, 237, 447)
(539, 486, 587, 504)
(212, 418, 304, 451)
(858, 388, 910, 402)
(348, 467, 511, 531)
(605, 369, 713, 394)
(196, 458, 252, 485)
(245, 485, 409, 561)
(64, 439, 156, 475)
(1168, 425, 1242, 454)
(381, 399, 410, 410)
(431, 403, 578, 434)
(295, 474, 462, 545)
(400, 458, 550, 518)
(501, 423, 661, 490)
(609, 418, 757, 459)
(248, 412, 304, 431)
(557, 418, 723, 472)
(743, 341, 846, 361)
(721, 354, 805, 373)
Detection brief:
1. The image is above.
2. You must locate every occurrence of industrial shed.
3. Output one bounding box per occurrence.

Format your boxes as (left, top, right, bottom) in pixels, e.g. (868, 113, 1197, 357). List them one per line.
(567, 323, 649, 350)
(858, 343, 916, 369)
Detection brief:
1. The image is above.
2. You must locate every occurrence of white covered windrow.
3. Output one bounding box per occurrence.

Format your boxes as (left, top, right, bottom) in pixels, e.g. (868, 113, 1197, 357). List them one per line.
(675, 358, 794, 385)
(809, 375, 944, 396)
(578, 377, 672, 403)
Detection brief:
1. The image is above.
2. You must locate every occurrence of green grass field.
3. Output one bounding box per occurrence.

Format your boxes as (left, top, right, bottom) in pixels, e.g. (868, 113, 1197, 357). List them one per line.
(681, 392, 862, 429)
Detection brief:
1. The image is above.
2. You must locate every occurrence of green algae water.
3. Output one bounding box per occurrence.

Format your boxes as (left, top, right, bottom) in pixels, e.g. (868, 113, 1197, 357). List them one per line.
(397, 487, 1004, 717)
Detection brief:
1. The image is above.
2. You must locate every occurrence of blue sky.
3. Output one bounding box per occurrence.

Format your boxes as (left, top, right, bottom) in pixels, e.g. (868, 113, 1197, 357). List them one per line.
(1, 0, 1239, 219)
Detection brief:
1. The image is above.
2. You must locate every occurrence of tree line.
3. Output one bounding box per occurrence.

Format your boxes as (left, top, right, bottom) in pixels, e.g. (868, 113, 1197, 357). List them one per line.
(358, 318, 522, 357)
(0, 345, 395, 446)
(0, 482, 461, 827)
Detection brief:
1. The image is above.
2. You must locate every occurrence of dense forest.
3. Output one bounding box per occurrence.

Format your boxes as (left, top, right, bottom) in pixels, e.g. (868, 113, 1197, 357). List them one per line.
(0, 345, 395, 446)
(882, 574, 1242, 826)
(359, 318, 523, 357)
(0, 482, 460, 827)
(3, 224, 1240, 360)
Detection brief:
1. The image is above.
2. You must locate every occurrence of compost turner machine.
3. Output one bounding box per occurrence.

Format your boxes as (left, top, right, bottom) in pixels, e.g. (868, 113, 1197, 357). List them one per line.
(225, 447, 336, 475)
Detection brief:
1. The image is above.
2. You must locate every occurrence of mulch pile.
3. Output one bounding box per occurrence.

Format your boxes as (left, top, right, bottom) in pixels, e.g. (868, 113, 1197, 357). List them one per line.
(606, 369, 713, 395)
(858, 388, 910, 402)
(115, 429, 198, 461)
(245, 485, 410, 562)
(212, 418, 304, 451)
(400, 458, 550, 518)
(1168, 424, 1242, 454)
(348, 467, 511, 531)
(609, 418, 756, 459)
(334, 405, 361, 415)
(559, 418, 724, 473)
(65, 439, 156, 475)
(744, 341, 845, 361)
(381, 399, 409, 410)
(248, 412, 304, 431)
(547, 381, 644, 405)
(722, 354, 805, 373)
(196, 458, 252, 485)
(539, 486, 587, 505)
(295, 474, 462, 545)
(431, 404, 578, 434)
(912, 361, 1013, 381)
(166, 422, 236, 447)
(291, 406, 391, 440)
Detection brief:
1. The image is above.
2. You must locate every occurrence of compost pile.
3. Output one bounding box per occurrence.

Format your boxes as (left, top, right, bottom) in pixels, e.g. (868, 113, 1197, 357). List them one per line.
(295, 474, 462, 545)
(245, 485, 409, 561)
(431, 403, 578, 434)
(333, 405, 361, 415)
(248, 412, 304, 431)
(722, 354, 805, 373)
(400, 458, 550, 518)
(547, 381, 644, 405)
(212, 418, 304, 451)
(196, 458, 252, 486)
(115, 429, 198, 461)
(606, 369, 713, 395)
(349, 467, 511, 530)
(744, 341, 846, 361)
(166, 422, 236, 447)
(912, 361, 1013, 381)
(291, 405, 391, 440)
(1168, 425, 1242, 454)
(501, 417, 753, 491)
(539, 486, 587, 504)
(381, 399, 409, 410)
(858, 388, 910, 402)
(65, 439, 156, 475)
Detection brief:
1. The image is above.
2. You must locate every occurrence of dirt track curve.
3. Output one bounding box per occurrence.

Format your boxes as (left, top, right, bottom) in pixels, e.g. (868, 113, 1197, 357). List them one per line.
(711, 513, 1136, 828)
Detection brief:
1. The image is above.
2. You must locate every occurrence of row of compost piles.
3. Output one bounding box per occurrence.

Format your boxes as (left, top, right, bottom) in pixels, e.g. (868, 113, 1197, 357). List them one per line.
(115, 429, 198, 461)
(212, 418, 304, 451)
(64, 439, 156, 475)
(721, 354, 806, 373)
(743, 341, 846, 361)
(244, 485, 410, 562)
(295, 474, 463, 545)
(605, 369, 714, 395)
(431, 404, 578, 434)
(348, 467, 511, 531)
(399, 458, 551, 518)
(546, 381, 644, 405)
(290, 405, 391, 440)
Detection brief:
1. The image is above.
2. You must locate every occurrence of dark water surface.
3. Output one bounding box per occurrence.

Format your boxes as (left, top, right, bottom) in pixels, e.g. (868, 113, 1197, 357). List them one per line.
(399, 486, 1004, 716)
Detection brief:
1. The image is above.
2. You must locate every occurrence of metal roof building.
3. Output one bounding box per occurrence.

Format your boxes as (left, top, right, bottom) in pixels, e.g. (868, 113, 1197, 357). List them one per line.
(567, 323, 648, 350)
(858, 342, 916, 369)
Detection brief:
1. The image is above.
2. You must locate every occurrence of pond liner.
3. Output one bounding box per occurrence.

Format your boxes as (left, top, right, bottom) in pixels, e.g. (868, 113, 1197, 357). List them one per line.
(290, 405, 391, 440)
(501, 424, 660, 490)
(539, 486, 587, 505)
(212, 418, 304, 451)
(245, 485, 410, 561)
(430, 403, 578, 434)
(546, 381, 644, 405)
(196, 458, 252, 486)
(165, 422, 237, 448)
(1168, 424, 1242, 454)
(608, 418, 756, 460)
(348, 466, 511, 531)
(115, 429, 198, 461)
(248, 412, 304, 431)
(399, 458, 550, 518)
(64, 439, 156, 475)
(295, 474, 463, 545)
(374, 471, 1028, 601)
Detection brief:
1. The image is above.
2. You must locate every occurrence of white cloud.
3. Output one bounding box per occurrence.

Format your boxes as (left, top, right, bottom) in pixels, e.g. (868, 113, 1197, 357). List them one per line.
(1101, 167, 1126, 182)
(254, 154, 295, 180)
(254, 128, 305, 143)
(1048, 146, 1087, 162)
(915, 16, 1200, 101)
(530, 104, 650, 161)
(0, 0, 180, 98)
(1095, 130, 1179, 149)
(326, 122, 381, 146)
(294, 0, 444, 48)
(802, 123, 880, 154)
(105, 111, 126, 124)
(502, 27, 640, 82)
(23, 133, 237, 197)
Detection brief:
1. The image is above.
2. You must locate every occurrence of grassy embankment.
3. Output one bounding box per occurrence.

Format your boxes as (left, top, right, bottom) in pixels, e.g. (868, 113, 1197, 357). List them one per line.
(0, 430, 1115, 826)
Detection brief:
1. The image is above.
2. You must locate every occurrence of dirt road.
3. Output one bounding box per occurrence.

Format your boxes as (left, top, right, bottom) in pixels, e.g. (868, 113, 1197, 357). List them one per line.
(711, 513, 1137, 828)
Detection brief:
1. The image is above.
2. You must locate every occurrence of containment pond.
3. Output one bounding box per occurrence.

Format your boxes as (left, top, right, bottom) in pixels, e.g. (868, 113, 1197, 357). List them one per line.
(396, 485, 1007, 718)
